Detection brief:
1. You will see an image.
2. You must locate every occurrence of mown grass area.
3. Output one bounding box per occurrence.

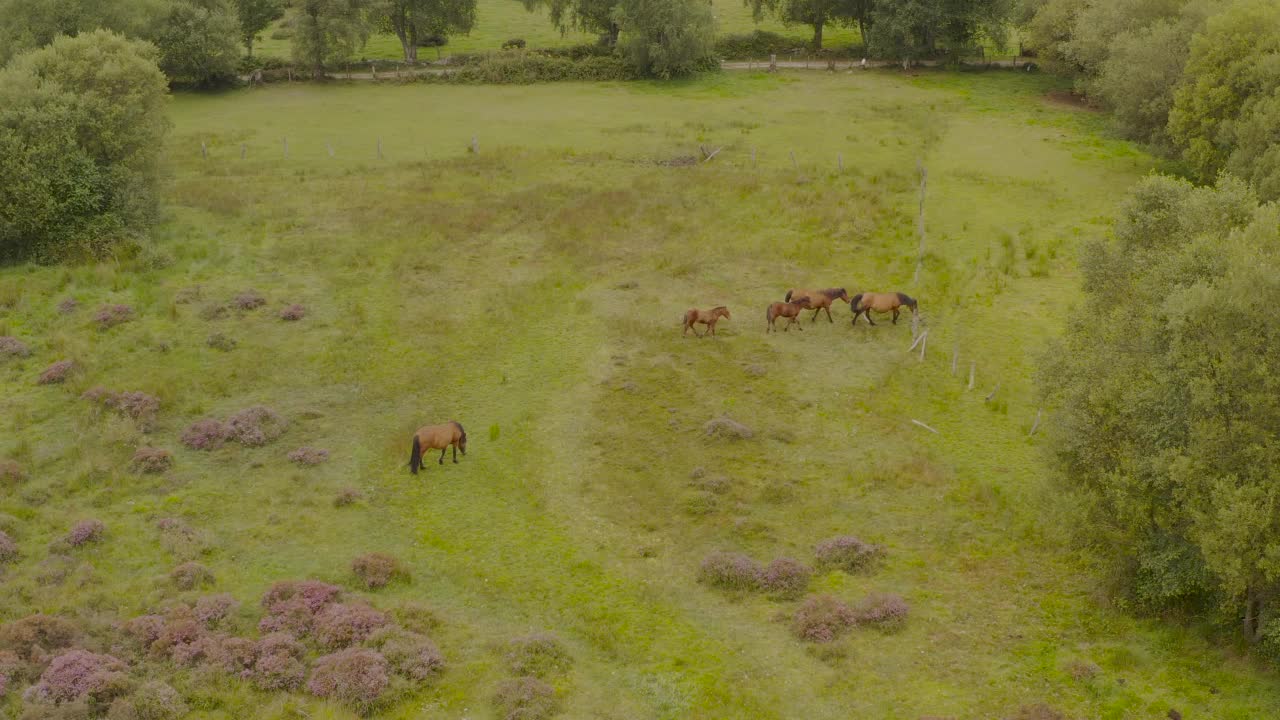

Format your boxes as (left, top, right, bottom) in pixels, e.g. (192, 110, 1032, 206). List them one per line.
(251, 0, 862, 61)
(2, 70, 1278, 719)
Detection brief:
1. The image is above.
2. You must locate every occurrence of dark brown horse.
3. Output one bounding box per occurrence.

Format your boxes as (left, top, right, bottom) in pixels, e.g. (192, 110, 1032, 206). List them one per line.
(766, 297, 811, 333)
(683, 306, 730, 337)
(784, 288, 850, 323)
(850, 292, 918, 326)
(409, 421, 467, 474)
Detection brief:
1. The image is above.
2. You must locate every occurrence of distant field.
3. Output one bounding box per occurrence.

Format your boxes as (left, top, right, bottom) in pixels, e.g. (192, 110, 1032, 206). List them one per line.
(5, 71, 1279, 719)
(252, 0, 864, 61)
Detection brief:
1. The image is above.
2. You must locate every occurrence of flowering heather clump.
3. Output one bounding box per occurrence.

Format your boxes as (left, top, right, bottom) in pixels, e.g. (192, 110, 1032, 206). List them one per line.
(57, 297, 80, 314)
(170, 562, 213, 590)
(130, 447, 173, 475)
(0, 530, 16, 564)
(366, 627, 444, 681)
(791, 594, 857, 643)
(334, 488, 363, 507)
(206, 333, 237, 352)
(261, 580, 342, 613)
(503, 633, 570, 679)
(258, 599, 315, 636)
(0, 460, 24, 486)
(122, 615, 166, 650)
(82, 389, 160, 430)
(852, 593, 909, 630)
(94, 304, 135, 329)
(306, 648, 389, 712)
(0, 615, 81, 661)
(37, 360, 75, 385)
(180, 419, 230, 451)
(150, 616, 203, 661)
(110, 680, 188, 720)
(279, 304, 306, 321)
(0, 650, 19, 697)
(194, 594, 239, 627)
(697, 551, 763, 591)
(813, 535, 885, 574)
(493, 676, 559, 720)
(65, 520, 105, 548)
(233, 290, 266, 310)
(313, 603, 390, 649)
(252, 650, 306, 691)
(288, 446, 329, 467)
(351, 553, 406, 589)
(256, 633, 304, 660)
(760, 557, 812, 599)
(0, 336, 30, 359)
(226, 406, 288, 447)
(23, 649, 129, 705)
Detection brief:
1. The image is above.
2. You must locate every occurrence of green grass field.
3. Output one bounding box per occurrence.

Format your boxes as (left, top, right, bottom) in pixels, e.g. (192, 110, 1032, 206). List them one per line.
(2, 70, 1278, 719)
(251, 0, 863, 61)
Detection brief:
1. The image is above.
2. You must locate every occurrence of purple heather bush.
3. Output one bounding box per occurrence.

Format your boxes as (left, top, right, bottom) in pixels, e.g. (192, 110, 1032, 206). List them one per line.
(351, 553, 405, 590)
(334, 488, 363, 507)
(180, 419, 229, 451)
(251, 651, 306, 691)
(233, 290, 266, 311)
(149, 617, 203, 661)
(0, 336, 30, 359)
(122, 616, 166, 651)
(306, 648, 389, 713)
(130, 448, 172, 475)
(313, 603, 390, 649)
(814, 535, 885, 574)
(170, 562, 213, 591)
(262, 580, 342, 613)
(94, 304, 134, 330)
(258, 599, 314, 636)
(194, 594, 239, 627)
(493, 676, 559, 720)
(366, 628, 444, 681)
(503, 633, 570, 679)
(0, 459, 24, 486)
(65, 520, 105, 548)
(256, 633, 304, 660)
(791, 594, 858, 643)
(57, 297, 80, 314)
(0, 615, 80, 662)
(279, 304, 306, 321)
(697, 551, 763, 591)
(0, 530, 17, 564)
(82, 389, 160, 431)
(37, 360, 75, 385)
(0, 650, 19, 697)
(760, 557, 812, 599)
(226, 406, 288, 446)
(23, 649, 129, 705)
(853, 593, 909, 630)
(288, 446, 329, 466)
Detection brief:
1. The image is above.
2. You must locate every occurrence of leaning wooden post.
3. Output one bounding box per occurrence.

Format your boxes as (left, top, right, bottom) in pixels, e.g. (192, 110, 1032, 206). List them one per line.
(377, 137, 383, 159)
(768, 53, 777, 73)
(837, 153, 843, 172)
(919, 331, 927, 361)
(201, 141, 207, 160)
(913, 160, 927, 285)
(327, 143, 335, 158)
(911, 419, 939, 434)
(790, 150, 798, 171)
(985, 383, 1001, 403)
(1028, 408, 1043, 436)
(470, 136, 479, 154)
(968, 361, 975, 390)
(283, 137, 288, 159)
(370, 63, 377, 80)
(951, 345, 958, 375)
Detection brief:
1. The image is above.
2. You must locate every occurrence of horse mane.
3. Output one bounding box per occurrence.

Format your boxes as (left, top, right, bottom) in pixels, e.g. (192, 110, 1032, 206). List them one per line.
(452, 420, 466, 438)
(896, 292, 916, 307)
(712, 306, 727, 312)
(821, 288, 844, 298)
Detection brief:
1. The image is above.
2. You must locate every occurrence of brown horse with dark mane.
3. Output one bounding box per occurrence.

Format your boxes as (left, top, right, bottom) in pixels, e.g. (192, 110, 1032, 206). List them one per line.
(850, 292, 918, 326)
(766, 297, 812, 333)
(409, 421, 467, 474)
(683, 306, 730, 337)
(784, 288, 851, 323)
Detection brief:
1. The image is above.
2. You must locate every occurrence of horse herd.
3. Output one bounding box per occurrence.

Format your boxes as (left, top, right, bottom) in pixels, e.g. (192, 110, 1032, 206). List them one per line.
(682, 287, 919, 337)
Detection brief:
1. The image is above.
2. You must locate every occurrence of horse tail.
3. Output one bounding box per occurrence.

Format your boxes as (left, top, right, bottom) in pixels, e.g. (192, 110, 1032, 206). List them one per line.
(409, 435, 421, 475)
(850, 293, 863, 311)
(784, 290, 793, 303)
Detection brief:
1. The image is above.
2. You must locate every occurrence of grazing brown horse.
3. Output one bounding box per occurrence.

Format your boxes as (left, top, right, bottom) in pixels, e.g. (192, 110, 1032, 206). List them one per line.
(784, 288, 851, 323)
(766, 297, 812, 333)
(850, 292, 918, 326)
(409, 421, 467, 474)
(683, 306, 730, 337)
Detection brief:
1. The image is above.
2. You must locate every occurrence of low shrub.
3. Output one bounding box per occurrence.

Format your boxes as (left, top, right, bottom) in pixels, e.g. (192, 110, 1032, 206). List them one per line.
(226, 406, 288, 447)
(0, 650, 19, 697)
(122, 615, 166, 650)
(180, 419, 229, 451)
(0, 615, 80, 661)
(23, 649, 129, 706)
(713, 30, 805, 59)
(155, 518, 209, 560)
(170, 562, 213, 590)
(366, 627, 444, 681)
(0, 336, 31, 359)
(392, 603, 441, 635)
(57, 298, 80, 314)
(288, 447, 329, 466)
(334, 488, 363, 507)
(1007, 705, 1068, 720)
(698, 552, 763, 591)
(760, 557, 812, 599)
(194, 594, 238, 626)
(1066, 659, 1100, 681)
(493, 676, 559, 720)
(198, 302, 228, 321)
(503, 633, 571, 679)
(533, 43, 614, 60)
(791, 594, 857, 643)
(306, 648, 389, 713)
(257, 632, 304, 659)
(130, 448, 172, 474)
(352, 553, 406, 589)
(94, 304, 134, 330)
(501, 38, 526, 50)
(423, 54, 635, 84)
(65, 520, 105, 548)
(148, 616, 202, 662)
(0, 459, 25, 486)
(252, 651, 306, 691)
(232, 290, 265, 310)
(261, 580, 342, 613)
(82, 389, 160, 431)
(37, 360, 75, 385)
(107, 680, 187, 720)
(205, 333, 236, 352)
(852, 592, 909, 630)
(313, 603, 390, 649)
(279, 304, 306, 321)
(813, 535, 885, 573)
(0, 530, 17, 563)
(703, 416, 753, 440)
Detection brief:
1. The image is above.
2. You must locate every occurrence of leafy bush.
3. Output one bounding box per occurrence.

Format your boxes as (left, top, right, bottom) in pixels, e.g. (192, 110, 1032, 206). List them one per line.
(334, 488, 363, 507)
(813, 535, 885, 573)
(0, 31, 169, 261)
(853, 592, 909, 630)
(94, 305, 135, 330)
(760, 557, 811, 599)
(366, 627, 444, 681)
(698, 551, 763, 591)
(279, 304, 307, 321)
(351, 553, 406, 589)
(306, 648, 390, 713)
(37, 360, 75, 385)
(129, 448, 172, 475)
(193, 594, 239, 626)
(503, 633, 571, 679)
(170, 562, 213, 590)
(534, 44, 614, 60)
(82, 389, 160, 430)
(23, 649, 129, 706)
(233, 290, 266, 310)
(180, 419, 230, 451)
(154, 0, 242, 87)
(106, 680, 187, 720)
(65, 520, 105, 548)
(313, 603, 390, 649)
(615, 0, 716, 79)
(288, 446, 329, 466)
(225, 406, 288, 446)
(791, 594, 857, 642)
(0, 529, 16, 563)
(714, 30, 807, 59)
(0, 650, 19, 697)
(493, 676, 559, 720)
(424, 53, 635, 83)
(0, 336, 30, 359)
(502, 38, 526, 50)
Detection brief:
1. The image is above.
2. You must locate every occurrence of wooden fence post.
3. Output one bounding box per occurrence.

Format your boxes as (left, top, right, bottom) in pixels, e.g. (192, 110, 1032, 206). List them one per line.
(769, 54, 777, 73)
(240, 144, 246, 160)
(201, 141, 207, 160)
(837, 153, 843, 172)
(951, 346, 958, 375)
(470, 136, 479, 154)
(968, 361, 975, 390)
(985, 383, 1001, 403)
(283, 137, 288, 159)
(377, 138, 383, 159)
(327, 143, 335, 158)
(1029, 408, 1043, 436)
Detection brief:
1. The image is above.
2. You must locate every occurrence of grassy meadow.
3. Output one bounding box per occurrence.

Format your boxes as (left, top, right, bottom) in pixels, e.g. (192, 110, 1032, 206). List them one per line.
(3, 70, 1280, 718)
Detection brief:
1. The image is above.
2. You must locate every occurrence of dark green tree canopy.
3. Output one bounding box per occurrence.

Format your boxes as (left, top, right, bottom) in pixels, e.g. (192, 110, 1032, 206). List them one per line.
(371, 0, 476, 63)
(154, 0, 243, 86)
(233, 0, 285, 56)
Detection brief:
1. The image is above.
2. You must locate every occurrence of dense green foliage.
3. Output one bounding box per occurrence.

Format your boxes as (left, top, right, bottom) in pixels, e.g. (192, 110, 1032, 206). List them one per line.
(1042, 174, 1280, 647)
(614, 0, 717, 77)
(290, 0, 371, 77)
(0, 0, 168, 65)
(743, 0, 860, 49)
(154, 0, 243, 86)
(518, 0, 623, 45)
(867, 0, 1011, 60)
(371, 0, 478, 62)
(421, 49, 634, 80)
(0, 31, 168, 261)
(232, 0, 285, 56)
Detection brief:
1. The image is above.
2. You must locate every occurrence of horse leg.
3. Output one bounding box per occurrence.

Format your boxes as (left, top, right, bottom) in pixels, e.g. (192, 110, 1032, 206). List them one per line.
(866, 311, 876, 326)
(452, 444, 458, 463)
(892, 308, 899, 324)
(824, 306, 833, 323)
(810, 308, 820, 323)
(438, 448, 446, 465)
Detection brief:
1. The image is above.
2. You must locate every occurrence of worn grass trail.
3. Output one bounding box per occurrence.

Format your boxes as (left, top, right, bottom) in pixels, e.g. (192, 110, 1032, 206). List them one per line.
(2, 72, 1279, 719)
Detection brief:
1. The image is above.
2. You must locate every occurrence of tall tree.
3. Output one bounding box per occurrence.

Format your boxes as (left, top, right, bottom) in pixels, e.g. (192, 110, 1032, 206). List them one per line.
(518, 0, 622, 46)
(154, 0, 243, 86)
(371, 0, 476, 63)
(290, 0, 370, 79)
(745, 0, 855, 49)
(232, 0, 285, 56)
(0, 0, 169, 65)
(867, 0, 1013, 61)
(614, 0, 715, 78)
